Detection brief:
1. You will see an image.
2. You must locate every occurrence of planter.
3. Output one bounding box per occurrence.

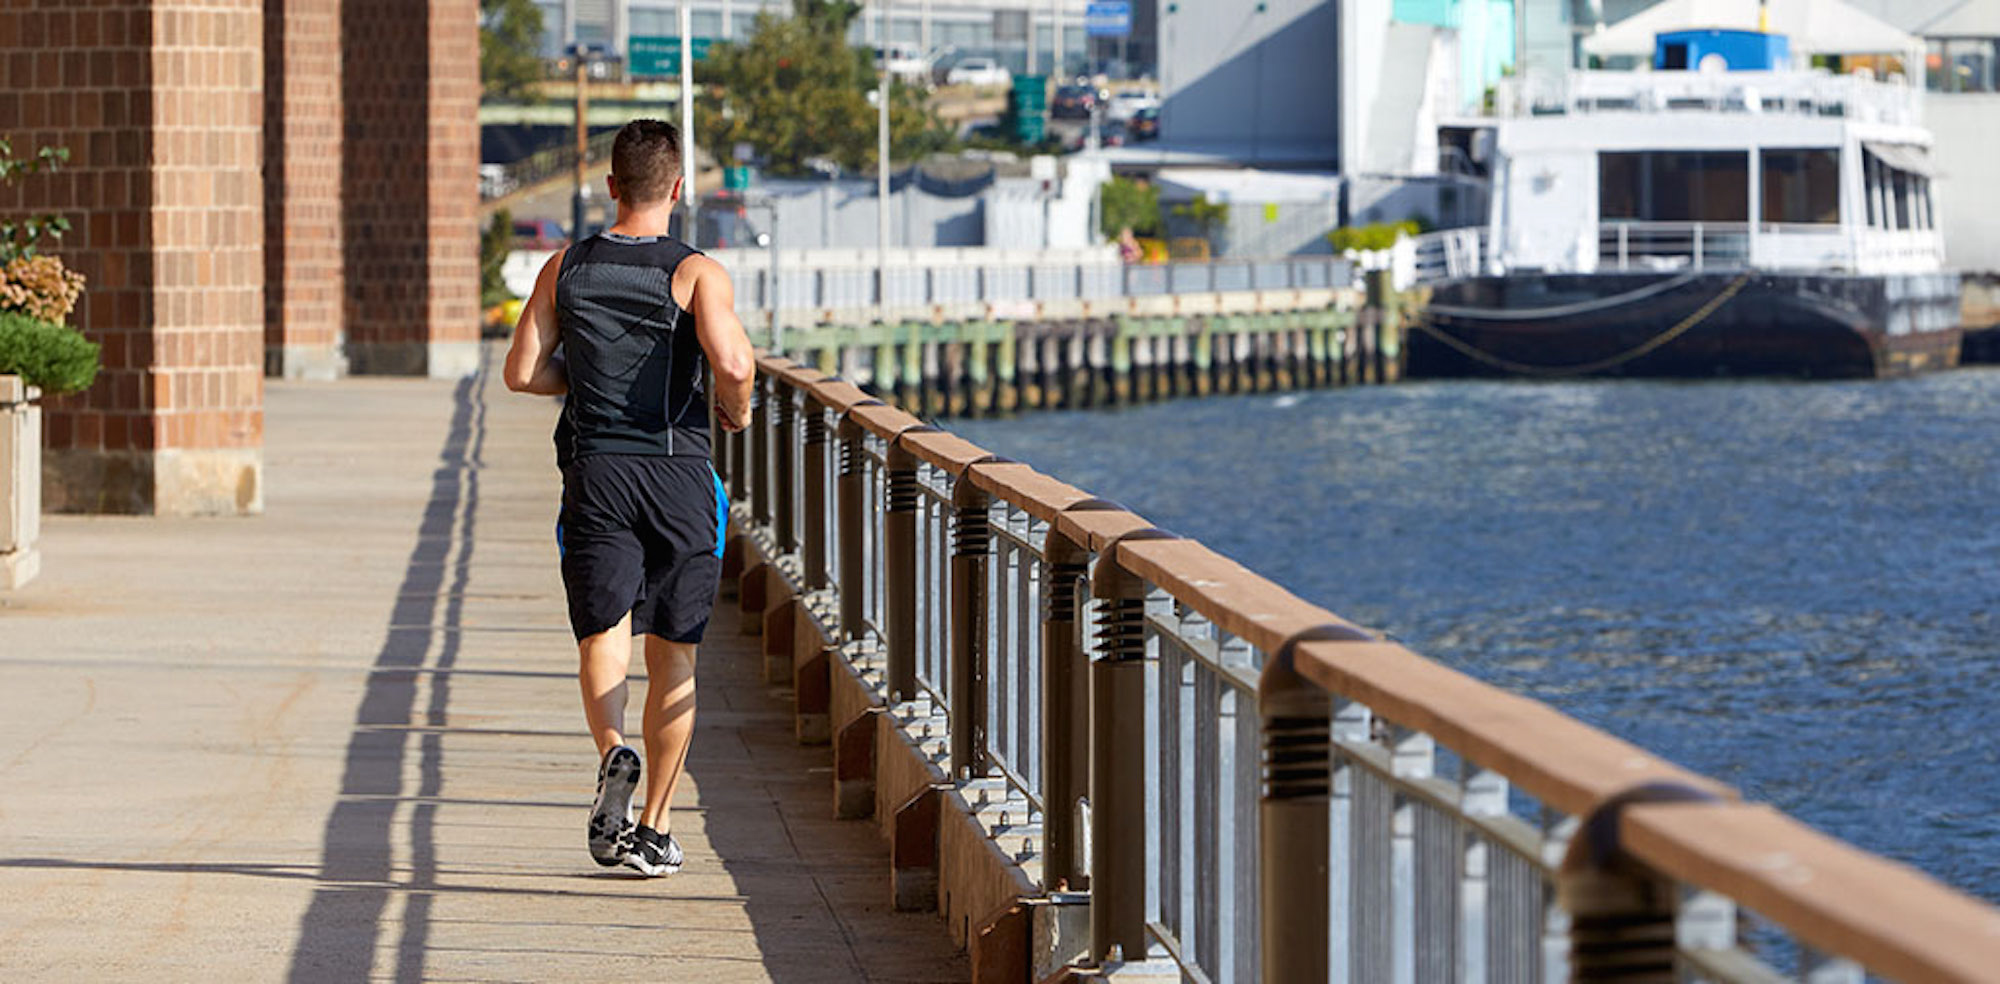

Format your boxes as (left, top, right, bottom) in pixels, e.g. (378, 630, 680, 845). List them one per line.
(1, 374, 41, 589)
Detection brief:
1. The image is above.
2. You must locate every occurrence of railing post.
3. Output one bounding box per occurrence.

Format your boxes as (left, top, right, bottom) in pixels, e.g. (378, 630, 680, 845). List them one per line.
(948, 480, 991, 777)
(884, 437, 922, 702)
(750, 375, 771, 527)
(801, 395, 830, 591)
(1258, 627, 1356, 984)
(836, 412, 872, 641)
(1043, 524, 1093, 891)
(1694, 222, 1705, 270)
(1090, 530, 1173, 964)
(773, 383, 798, 554)
(1558, 782, 1720, 984)
(1619, 223, 1630, 271)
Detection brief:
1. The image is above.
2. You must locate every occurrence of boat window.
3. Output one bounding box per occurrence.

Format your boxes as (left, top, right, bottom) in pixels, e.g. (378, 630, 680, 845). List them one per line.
(1599, 151, 1750, 223)
(1760, 149, 1841, 225)
(1927, 38, 1999, 93)
(1661, 43, 1689, 71)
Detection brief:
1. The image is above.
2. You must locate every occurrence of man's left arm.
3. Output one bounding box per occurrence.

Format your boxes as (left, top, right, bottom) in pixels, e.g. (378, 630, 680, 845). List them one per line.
(504, 249, 568, 395)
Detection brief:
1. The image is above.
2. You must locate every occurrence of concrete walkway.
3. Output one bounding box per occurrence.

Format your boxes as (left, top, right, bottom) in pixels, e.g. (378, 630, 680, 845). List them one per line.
(0, 344, 967, 983)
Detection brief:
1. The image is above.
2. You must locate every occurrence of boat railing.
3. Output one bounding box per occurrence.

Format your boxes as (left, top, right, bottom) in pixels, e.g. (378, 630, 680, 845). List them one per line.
(1599, 222, 1947, 275)
(1600, 222, 1753, 273)
(1407, 226, 1491, 284)
(727, 356, 2000, 984)
(1496, 69, 1923, 126)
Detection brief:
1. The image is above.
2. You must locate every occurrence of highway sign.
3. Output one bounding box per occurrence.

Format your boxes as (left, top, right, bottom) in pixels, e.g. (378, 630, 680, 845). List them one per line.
(1085, 1, 1132, 37)
(629, 35, 714, 77)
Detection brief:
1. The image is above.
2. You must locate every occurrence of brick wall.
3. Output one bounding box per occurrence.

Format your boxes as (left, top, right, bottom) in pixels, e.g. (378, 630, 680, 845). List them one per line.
(343, 0, 480, 377)
(263, 0, 345, 380)
(0, 0, 265, 515)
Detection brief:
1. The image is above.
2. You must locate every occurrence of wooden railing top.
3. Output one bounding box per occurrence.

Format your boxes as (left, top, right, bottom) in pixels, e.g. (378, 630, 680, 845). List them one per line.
(1624, 802, 2000, 984)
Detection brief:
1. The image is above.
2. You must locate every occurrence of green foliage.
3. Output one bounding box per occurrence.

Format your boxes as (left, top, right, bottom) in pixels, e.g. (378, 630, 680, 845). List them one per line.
(0, 139, 72, 264)
(1328, 219, 1422, 253)
(1171, 193, 1229, 237)
(1099, 176, 1160, 239)
(0, 311, 99, 395)
(480, 208, 515, 307)
(480, 0, 547, 102)
(695, 0, 952, 177)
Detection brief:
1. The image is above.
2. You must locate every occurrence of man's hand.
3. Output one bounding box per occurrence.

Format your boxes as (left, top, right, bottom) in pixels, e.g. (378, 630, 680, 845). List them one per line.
(714, 398, 745, 432)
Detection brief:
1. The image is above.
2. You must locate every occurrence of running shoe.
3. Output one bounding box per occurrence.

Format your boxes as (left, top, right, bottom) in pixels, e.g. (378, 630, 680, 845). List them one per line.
(587, 744, 641, 866)
(624, 824, 684, 877)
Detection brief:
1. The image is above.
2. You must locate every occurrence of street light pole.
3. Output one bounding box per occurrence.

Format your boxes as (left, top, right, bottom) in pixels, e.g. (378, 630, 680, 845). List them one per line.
(877, 0, 892, 323)
(680, 0, 697, 247)
(573, 53, 589, 241)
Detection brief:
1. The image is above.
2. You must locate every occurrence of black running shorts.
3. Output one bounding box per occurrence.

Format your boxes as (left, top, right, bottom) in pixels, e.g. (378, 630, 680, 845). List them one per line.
(557, 454, 726, 643)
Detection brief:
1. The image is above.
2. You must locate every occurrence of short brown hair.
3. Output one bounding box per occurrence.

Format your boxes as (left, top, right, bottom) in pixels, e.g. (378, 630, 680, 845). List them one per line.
(611, 119, 683, 205)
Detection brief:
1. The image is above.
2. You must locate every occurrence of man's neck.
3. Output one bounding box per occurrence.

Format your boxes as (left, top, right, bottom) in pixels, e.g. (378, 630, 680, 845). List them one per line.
(607, 200, 677, 239)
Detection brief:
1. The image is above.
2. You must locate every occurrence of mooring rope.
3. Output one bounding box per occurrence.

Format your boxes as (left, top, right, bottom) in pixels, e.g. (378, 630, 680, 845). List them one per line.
(1409, 272, 1754, 378)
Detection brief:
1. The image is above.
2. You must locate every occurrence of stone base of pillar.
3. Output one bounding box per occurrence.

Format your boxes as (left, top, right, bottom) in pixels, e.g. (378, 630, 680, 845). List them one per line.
(265, 342, 349, 381)
(44, 448, 264, 517)
(346, 340, 482, 379)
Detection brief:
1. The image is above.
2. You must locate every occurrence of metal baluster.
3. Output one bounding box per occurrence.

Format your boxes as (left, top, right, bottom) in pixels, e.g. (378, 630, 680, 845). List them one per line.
(1090, 548, 1153, 963)
(1042, 529, 1091, 891)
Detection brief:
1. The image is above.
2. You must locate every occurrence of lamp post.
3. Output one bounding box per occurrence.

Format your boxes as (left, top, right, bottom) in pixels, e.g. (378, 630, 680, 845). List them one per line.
(877, 0, 892, 323)
(569, 44, 597, 242)
(680, 1, 698, 247)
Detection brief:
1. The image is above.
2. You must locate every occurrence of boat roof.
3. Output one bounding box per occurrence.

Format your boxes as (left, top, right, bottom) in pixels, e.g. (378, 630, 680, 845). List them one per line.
(1582, 0, 1920, 58)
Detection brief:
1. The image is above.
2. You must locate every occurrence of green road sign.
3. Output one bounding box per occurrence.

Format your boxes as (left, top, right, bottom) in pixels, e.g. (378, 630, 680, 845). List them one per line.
(724, 165, 754, 190)
(1009, 75, 1047, 143)
(630, 36, 715, 77)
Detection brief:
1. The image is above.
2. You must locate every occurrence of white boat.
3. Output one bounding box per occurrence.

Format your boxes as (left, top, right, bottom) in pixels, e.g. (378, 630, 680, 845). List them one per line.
(1408, 26, 1962, 378)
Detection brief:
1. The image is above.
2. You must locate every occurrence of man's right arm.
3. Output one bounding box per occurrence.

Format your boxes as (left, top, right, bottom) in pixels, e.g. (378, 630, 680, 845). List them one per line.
(504, 249, 568, 395)
(681, 255, 755, 431)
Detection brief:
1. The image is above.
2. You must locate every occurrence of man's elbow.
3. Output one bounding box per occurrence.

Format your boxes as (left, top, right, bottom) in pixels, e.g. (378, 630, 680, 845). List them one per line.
(502, 367, 533, 393)
(715, 350, 756, 387)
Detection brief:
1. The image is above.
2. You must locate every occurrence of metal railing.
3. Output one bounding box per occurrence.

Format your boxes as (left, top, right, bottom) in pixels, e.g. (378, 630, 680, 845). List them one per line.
(721, 356, 2000, 984)
(1494, 70, 1924, 126)
(700, 248, 1355, 313)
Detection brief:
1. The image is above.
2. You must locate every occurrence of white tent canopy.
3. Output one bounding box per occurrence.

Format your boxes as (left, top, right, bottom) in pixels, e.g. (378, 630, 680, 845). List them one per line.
(1582, 0, 1921, 59)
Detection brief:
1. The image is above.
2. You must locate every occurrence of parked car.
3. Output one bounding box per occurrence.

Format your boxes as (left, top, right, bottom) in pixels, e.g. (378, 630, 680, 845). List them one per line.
(1105, 90, 1159, 123)
(511, 217, 566, 250)
(1129, 105, 1159, 141)
(1051, 83, 1100, 119)
(875, 43, 930, 84)
(946, 57, 1012, 88)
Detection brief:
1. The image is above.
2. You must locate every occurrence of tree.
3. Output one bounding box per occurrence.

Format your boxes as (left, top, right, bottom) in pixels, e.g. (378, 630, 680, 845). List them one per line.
(481, 0, 546, 102)
(480, 209, 515, 307)
(1172, 193, 1230, 250)
(696, 0, 950, 177)
(1098, 175, 1160, 239)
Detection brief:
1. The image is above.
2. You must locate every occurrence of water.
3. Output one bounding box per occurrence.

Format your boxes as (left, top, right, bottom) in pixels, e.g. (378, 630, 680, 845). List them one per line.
(952, 369, 2000, 904)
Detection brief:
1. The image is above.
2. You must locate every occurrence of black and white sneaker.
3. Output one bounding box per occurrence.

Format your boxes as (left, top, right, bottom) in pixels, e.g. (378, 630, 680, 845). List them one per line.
(623, 824, 684, 877)
(587, 744, 641, 867)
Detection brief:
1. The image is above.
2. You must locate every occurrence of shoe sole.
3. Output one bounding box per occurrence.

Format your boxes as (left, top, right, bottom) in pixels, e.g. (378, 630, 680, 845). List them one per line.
(624, 849, 683, 878)
(588, 746, 642, 866)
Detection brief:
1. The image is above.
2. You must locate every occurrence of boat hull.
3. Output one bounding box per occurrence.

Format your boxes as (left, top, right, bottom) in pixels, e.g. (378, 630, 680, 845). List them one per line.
(1410, 271, 1963, 379)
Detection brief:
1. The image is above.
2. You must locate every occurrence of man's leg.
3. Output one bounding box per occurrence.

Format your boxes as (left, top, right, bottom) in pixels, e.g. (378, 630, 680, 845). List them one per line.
(636, 634, 697, 831)
(578, 611, 636, 755)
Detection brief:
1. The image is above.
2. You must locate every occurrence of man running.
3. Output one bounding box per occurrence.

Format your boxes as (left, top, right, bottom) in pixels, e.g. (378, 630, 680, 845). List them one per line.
(503, 119, 755, 877)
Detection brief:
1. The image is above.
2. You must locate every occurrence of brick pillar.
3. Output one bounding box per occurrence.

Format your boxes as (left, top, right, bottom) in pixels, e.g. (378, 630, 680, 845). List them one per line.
(0, 1, 265, 516)
(264, 0, 346, 380)
(342, 0, 481, 378)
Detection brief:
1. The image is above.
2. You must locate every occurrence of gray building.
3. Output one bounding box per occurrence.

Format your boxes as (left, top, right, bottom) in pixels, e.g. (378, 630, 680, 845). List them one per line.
(1152, 0, 1350, 167)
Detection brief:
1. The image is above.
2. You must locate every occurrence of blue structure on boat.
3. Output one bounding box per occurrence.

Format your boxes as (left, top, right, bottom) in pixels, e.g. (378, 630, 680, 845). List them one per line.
(1654, 29, 1791, 71)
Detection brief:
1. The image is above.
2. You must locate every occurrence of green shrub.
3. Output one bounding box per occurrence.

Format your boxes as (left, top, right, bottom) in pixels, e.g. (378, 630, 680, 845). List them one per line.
(1328, 219, 1423, 253)
(0, 311, 99, 394)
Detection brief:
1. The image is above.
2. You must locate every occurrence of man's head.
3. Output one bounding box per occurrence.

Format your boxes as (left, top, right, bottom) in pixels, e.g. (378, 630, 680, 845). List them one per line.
(609, 119, 683, 207)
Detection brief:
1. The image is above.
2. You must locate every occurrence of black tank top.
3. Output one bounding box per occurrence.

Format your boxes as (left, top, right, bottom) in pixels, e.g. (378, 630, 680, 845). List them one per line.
(554, 233, 710, 465)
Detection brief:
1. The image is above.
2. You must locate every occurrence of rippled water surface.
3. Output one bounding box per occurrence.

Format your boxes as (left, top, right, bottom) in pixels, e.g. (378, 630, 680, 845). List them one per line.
(953, 368, 2000, 903)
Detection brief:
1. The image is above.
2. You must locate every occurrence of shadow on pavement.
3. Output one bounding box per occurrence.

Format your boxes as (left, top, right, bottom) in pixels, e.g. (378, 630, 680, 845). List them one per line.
(284, 353, 488, 984)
